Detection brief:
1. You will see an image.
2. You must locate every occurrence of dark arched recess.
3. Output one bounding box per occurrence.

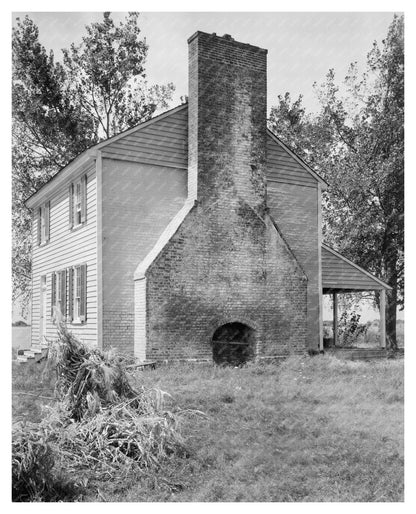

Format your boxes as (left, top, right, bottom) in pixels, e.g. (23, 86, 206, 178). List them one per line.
(212, 322, 255, 366)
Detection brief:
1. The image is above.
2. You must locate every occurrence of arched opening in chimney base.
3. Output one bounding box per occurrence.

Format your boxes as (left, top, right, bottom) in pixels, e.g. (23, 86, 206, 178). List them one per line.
(212, 322, 255, 366)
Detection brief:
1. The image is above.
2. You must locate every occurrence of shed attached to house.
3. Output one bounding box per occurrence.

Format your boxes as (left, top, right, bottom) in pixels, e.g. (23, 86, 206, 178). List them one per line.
(321, 244, 392, 348)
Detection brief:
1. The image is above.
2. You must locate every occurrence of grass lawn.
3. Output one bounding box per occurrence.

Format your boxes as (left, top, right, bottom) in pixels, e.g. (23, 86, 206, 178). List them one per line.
(12, 355, 404, 502)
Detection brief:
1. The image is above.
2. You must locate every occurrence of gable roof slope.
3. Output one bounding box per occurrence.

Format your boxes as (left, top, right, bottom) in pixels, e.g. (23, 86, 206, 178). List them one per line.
(26, 104, 328, 208)
(267, 129, 328, 189)
(25, 104, 188, 208)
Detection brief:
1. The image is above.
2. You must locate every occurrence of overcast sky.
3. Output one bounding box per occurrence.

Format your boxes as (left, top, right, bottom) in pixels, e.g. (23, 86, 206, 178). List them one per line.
(13, 11, 398, 114)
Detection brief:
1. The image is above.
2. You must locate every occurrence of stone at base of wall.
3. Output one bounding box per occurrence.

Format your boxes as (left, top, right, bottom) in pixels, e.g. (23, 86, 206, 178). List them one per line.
(255, 353, 308, 364)
(156, 357, 213, 365)
(149, 351, 309, 366)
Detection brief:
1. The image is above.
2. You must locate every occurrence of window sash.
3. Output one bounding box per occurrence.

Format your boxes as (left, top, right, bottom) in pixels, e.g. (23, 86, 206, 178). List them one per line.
(38, 202, 50, 244)
(51, 266, 86, 324)
(51, 270, 67, 321)
(40, 206, 46, 240)
(71, 265, 87, 323)
(71, 176, 87, 228)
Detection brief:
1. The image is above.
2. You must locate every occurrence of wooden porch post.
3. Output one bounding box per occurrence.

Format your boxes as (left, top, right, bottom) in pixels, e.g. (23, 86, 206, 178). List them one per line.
(318, 183, 324, 353)
(333, 292, 338, 347)
(380, 289, 386, 348)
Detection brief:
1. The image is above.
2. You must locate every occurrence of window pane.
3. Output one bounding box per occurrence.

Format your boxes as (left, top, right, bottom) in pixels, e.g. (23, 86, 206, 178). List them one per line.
(40, 206, 45, 241)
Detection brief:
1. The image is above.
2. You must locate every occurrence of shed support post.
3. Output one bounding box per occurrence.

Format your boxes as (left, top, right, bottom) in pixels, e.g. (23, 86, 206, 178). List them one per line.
(333, 292, 338, 347)
(380, 289, 386, 349)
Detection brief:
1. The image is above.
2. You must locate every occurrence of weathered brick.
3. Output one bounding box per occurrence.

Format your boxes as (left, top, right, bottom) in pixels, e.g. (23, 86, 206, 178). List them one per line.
(144, 32, 308, 362)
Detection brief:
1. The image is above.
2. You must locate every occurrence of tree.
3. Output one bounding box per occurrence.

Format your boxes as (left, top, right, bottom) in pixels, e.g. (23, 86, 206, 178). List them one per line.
(12, 16, 94, 308)
(269, 15, 404, 350)
(62, 12, 174, 139)
(12, 12, 175, 309)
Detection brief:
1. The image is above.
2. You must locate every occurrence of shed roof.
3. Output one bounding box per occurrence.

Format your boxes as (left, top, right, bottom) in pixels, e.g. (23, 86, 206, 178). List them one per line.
(322, 244, 391, 292)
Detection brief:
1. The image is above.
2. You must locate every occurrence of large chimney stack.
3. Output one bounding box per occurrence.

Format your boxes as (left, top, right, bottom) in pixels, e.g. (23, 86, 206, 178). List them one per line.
(187, 31, 268, 214)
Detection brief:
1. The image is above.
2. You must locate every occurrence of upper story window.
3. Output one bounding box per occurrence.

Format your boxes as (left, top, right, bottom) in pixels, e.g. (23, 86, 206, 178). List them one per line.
(69, 175, 87, 229)
(37, 201, 50, 245)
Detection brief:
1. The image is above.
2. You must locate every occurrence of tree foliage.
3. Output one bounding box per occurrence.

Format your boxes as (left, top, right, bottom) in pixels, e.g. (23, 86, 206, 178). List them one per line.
(12, 12, 175, 308)
(62, 12, 174, 138)
(269, 15, 404, 348)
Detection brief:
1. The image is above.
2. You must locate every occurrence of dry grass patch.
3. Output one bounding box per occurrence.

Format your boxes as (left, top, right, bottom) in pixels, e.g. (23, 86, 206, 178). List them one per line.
(12, 326, 194, 502)
(115, 356, 404, 502)
(12, 352, 403, 502)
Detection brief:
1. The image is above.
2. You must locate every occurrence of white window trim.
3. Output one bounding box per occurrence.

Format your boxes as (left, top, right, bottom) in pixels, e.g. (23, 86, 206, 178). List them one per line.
(51, 265, 86, 325)
(69, 264, 86, 325)
(52, 270, 66, 324)
(73, 179, 82, 228)
(70, 175, 87, 231)
(39, 202, 50, 245)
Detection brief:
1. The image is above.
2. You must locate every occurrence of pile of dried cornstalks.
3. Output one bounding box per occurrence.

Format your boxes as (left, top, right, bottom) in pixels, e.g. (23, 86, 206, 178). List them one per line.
(12, 324, 197, 501)
(49, 324, 142, 420)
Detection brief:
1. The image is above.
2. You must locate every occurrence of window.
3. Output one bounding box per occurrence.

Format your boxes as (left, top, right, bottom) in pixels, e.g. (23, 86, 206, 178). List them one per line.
(51, 264, 87, 324)
(69, 175, 87, 229)
(37, 201, 50, 245)
(51, 269, 67, 321)
(68, 264, 87, 324)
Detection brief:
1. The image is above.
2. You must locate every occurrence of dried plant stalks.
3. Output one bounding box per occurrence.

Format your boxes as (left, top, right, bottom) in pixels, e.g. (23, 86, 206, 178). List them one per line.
(48, 324, 141, 420)
(12, 324, 193, 501)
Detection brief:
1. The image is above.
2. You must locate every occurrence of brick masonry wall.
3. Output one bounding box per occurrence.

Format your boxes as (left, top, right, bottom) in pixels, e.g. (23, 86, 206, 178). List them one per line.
(188, 32, 268, 211)
(145, 33, 308, 361)
(102, 310, 134, 354)
(146, 202, 307, 361)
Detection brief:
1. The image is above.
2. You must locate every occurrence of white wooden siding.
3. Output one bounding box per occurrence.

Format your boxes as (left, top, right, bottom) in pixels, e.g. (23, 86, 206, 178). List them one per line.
(267, 183, 320, 349)
(266, 136, 318, 188)
(102, 107, 188, 169)
(31, 166, 97, 346)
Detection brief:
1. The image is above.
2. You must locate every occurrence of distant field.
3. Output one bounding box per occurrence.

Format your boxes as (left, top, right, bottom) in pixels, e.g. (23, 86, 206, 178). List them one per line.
(323, 319, 404, 348)
(12, 354, 404, 502)
(12, 326, 31, 353)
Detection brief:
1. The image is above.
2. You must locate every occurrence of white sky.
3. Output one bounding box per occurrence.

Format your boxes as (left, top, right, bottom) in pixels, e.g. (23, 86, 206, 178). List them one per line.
(12, 11, 397, 113)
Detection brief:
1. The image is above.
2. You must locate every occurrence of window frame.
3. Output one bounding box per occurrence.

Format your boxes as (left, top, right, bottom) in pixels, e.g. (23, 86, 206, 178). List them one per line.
(51, 269, 67, 323)
(37, 201, 50, 246)
(71, 264, 87, 324)
(69, 174, 87, 231)
(51, 265, 86, 325)
(68, 264, 87, 325)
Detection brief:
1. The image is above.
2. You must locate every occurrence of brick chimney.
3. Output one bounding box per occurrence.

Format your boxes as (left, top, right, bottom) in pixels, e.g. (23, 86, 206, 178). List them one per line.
(142, 32, 308, 363)
(187, 32, 268, 214)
